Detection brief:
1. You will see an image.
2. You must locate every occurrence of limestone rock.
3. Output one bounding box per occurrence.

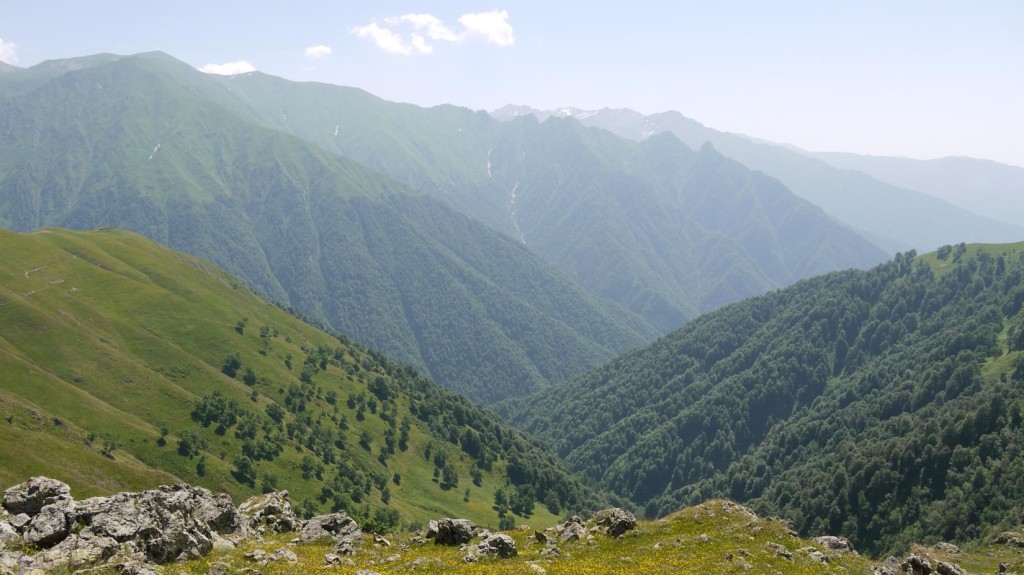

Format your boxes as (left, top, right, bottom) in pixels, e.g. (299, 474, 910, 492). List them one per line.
(269, 548, 298, 563)
(298, 512, 361, 547)
(933, 542, 960, 554)
(767, 542, 792, 560)
(238, 491, 298, 534)
(424, 520, 438, 539)
(592, 508, 637, 537)
(557, 517, 588, 543)
(936, 561, 964, 575)
(433, 518, 476, 546)
(476, 533, 517, 558)
(0, 522, 19, 549)
(2, 478, 72, 517)
(814, 535, 855, 553)
(23, 506, 69, 548)
(900, 554, 933, 575)
(995, 532, 1024, 547)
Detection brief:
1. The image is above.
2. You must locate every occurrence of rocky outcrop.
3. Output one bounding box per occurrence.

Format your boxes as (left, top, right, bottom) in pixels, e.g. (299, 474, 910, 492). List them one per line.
(298, 512, 362, 556)
(593, 508, 637, 537)
(0, 476, 360, 575)
(556, 516, 588, 542)
(995, 531, 1024, 547)
(476, 533, 517, 558)
(238, 491, 298, 534)
(3, 477, 72, 516)
(433, 518, 476, 546)
(814, 535, 855, 553)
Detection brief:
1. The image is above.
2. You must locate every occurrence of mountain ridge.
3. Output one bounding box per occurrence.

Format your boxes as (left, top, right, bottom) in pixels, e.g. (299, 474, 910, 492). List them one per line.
(493, 104, 1024, 253)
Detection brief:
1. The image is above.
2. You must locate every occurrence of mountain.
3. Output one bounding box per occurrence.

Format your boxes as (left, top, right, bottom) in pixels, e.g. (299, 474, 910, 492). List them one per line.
(494, 106, 1024, 253)
(206, 74, 885, 330)
(504, 243, 1024, 554)
(0, 52, 658, 405)
(807, 151, 1024, 228)
(0, 227, 601, 527)
(0, 61, 19, 74)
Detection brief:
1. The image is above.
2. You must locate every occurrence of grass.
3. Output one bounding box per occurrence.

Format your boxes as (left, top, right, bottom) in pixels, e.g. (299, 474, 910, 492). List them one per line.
(0, 227, 560, 526)
(162, 500, 883, 575)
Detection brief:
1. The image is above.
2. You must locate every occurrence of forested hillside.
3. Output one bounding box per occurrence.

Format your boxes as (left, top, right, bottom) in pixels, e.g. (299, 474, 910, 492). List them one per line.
(0, 52, 657, 404)
(505, 242, 1024, 554)
(0, 228, 601, 529)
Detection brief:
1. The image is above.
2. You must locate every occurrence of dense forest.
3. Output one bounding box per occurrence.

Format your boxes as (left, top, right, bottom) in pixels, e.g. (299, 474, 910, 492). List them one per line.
(505, 243, 1024, 554)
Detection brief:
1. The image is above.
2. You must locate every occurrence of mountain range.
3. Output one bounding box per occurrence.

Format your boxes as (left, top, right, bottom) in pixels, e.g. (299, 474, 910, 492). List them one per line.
(493, 105, 1024, 253)
(0, 52, 884, 400)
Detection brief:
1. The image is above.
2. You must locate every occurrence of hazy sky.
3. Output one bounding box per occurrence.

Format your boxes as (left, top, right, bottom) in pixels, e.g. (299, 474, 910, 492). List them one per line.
(3, 1, 1022, 166)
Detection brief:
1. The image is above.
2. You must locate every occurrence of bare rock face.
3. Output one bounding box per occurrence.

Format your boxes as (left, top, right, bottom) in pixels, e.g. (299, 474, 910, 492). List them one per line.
(476, 533, 517, 558)
(2, 477, 72, 516)
(238, 491, 298, 535)
(593, 508, 637, 537)
(433, 518, 476, 546)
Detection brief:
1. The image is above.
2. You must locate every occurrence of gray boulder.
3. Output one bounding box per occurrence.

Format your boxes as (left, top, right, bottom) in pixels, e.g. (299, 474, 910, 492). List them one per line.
(0, 522, 19, 549)
(936, 561, 964, 575)
(433, 518, 476, 546)
(814, 535, 855, 553)
(900, 554, 933, 575)
(23, 505, 69, 548)
(238, 491, 298, 534)
(934, 542, 961, 554)
(2, 477, 72, 516)
(298, 512, 361, 545)
(477, 533, 517, 558)
(995, 532, 1024, 547)
(424, 519, 439, 539)
(593, 508, 637, 537)
(558, 516, 587, 542)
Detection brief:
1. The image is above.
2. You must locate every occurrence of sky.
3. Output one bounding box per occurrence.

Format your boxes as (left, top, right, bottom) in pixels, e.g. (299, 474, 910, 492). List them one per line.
(3, 1, 1023, 167)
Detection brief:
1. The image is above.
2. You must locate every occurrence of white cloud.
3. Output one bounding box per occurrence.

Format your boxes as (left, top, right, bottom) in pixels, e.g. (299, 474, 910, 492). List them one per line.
(389, 13, 460, 42)
(353, 10, 515, 55)
(0, 37, 18, 65)
(199, 60, 257, 75)
(353, 22, 416, 55)
(458, 10, 515, 47)
(305, 45, 333, 59)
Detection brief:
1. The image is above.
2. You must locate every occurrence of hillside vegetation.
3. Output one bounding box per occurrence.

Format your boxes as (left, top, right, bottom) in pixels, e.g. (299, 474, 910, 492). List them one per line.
(0, 52, 656, 404)
(0, 228, 601, 529)
(506, 242, 1024, 554)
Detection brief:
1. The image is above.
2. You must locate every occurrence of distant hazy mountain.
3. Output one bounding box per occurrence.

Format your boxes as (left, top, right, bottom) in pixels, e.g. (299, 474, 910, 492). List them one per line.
(806, 151, 1024, 228)
(0, 61, 19, 74)
(211, 75, 886, 330)
(493, 106, 1024, 252)
(0, 52, 657, 404)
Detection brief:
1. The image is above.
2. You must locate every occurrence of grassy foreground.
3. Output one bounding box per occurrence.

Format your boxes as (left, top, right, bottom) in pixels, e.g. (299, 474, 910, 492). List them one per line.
(160, 500, 928, 575)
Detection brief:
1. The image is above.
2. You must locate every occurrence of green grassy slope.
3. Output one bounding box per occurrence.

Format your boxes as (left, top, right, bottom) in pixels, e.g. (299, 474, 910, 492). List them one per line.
(506, 243, 1024, 554)
(0, 227, 600, 527)
(0, 52, 658, 404)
